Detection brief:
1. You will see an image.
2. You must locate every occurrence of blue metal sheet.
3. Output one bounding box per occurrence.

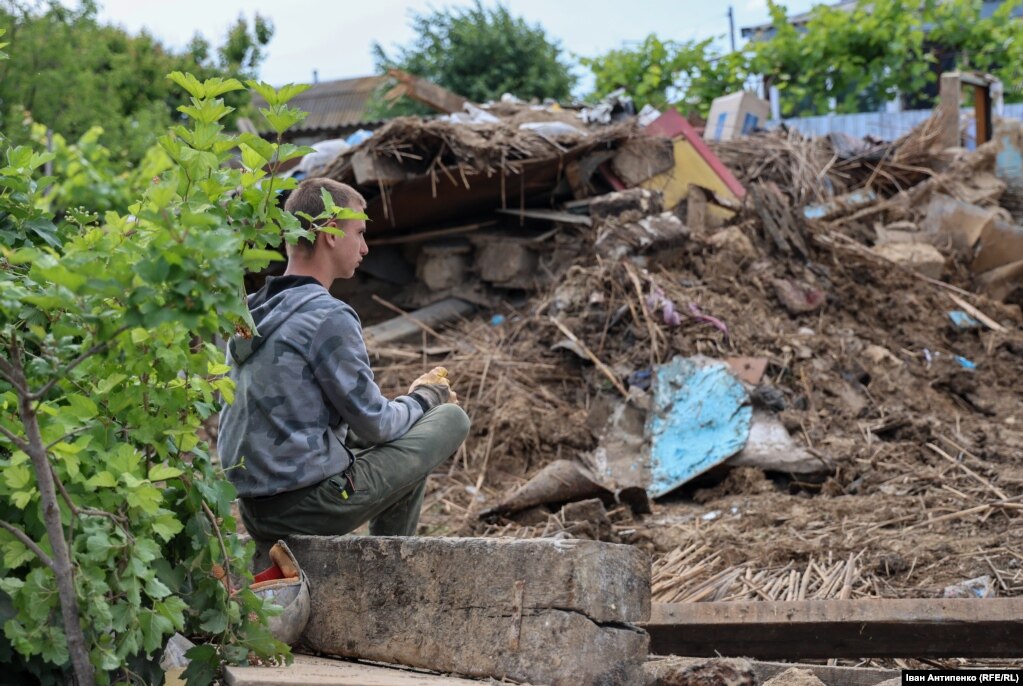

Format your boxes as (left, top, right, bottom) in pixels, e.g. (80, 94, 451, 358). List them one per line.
(646, 357, 753, 498)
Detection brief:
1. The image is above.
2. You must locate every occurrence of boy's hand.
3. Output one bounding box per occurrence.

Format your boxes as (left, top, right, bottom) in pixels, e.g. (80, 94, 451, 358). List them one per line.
(409, 366, 450, 393)
(409, 367, 458, 405)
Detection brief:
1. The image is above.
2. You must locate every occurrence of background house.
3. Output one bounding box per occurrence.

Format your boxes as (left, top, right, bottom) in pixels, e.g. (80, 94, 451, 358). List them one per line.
(242, 75, 387, 146)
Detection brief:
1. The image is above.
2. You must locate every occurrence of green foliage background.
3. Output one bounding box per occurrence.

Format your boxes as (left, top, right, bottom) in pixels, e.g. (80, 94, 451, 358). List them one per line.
(0, 0, 273, 163)
(369, 0, 576, 117)
(583, 0, 1023, 118)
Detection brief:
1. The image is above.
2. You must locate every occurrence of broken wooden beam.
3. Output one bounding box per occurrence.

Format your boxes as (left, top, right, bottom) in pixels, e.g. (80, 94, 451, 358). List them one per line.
(385, 68, 468, 114)
(225, 653, 483, 685)
(644, 598, 1023, 659)
(286, 535, 651, 686)
(362, 297, 475, 346)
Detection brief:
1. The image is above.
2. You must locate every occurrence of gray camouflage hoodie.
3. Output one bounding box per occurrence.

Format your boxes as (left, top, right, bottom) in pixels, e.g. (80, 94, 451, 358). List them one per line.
(219, 276, 438, 498)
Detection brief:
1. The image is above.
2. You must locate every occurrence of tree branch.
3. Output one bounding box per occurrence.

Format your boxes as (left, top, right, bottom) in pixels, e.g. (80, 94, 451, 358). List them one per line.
(43, 425, 94, 453)
(0, 421, 30, 454)
(30, 326, 129, 402)
(0, 520, 54, 570)
(0, 357, 24, 393)
(201, 499, 233, 597)
(48, 461, 131, 531)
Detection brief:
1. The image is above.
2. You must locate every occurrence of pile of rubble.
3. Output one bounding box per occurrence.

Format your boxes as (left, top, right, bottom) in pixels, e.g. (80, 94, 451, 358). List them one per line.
(343, 101, 1023, 646)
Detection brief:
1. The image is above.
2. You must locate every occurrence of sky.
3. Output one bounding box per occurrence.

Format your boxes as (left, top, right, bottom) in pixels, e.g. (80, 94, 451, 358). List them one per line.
(85, 0, 822, 92)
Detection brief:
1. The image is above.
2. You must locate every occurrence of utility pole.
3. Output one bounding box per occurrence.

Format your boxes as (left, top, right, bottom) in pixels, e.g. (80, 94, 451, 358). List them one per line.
(728, 6, 737, 53)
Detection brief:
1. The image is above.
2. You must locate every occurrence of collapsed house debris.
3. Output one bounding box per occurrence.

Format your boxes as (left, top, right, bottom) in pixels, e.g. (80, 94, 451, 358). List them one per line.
(227, 88, 1023, 683)
(341, 104, 1023, 601)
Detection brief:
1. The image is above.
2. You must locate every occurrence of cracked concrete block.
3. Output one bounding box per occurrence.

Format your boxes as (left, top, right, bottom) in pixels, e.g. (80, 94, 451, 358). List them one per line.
(287, 535, 650, 686)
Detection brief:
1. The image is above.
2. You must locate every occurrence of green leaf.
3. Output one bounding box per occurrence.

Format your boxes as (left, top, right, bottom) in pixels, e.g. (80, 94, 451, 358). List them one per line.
(148, 464, 184, 481)
(151, 513, 184, 542)
(65, 394, 99, 421)
(126, 483, 163, 513)
(4, 464, 32, 491)
(85, 472, 117, 489)
(32, 262, 87, 292)
(146, 172, 178, 210)
(260, 106, 308, 134)
(167, 71, 206, 98)
(200, 77, 245, 98)
(238, 133, 275, 161)
(96, 372, 128, 394)
(138, 609, 174, 654)
(145, 575, 172, 599)
(198, 607, 228, 634)
(1, 537, 34, 569)
(274, 83, 312, 105)
(245, 80, 280, 107)
(182, 644, 220, 685)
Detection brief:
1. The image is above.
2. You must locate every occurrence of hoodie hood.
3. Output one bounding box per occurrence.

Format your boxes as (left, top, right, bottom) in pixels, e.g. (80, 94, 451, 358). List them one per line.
(229, 276, 325, 364)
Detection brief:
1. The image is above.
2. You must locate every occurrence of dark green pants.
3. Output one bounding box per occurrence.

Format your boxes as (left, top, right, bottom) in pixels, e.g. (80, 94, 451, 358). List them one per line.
(239, 404, 470, 541)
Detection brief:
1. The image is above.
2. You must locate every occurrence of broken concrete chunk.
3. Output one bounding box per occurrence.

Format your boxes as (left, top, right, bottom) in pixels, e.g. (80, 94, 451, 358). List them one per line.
(772, 278, 827, 315)
(596, 212, 690, 260)
(920, 193, 996, 257)
(972, 219, 1023, 273)
(975, 258, 1023, 301)
(727, 410, 830, 475)
(474, 240, 538, 286)
(873, 242, 946, 279)
(707, 226, 758, 261)
(644, 657, 756, 686)
(590, 188, 664, 226)
(558, 498, 618, 542)
(417, 241, 472, 291)
(610, 136, 676, 186)
(763, 667, 828, 686)
(289, 535, 651, 686)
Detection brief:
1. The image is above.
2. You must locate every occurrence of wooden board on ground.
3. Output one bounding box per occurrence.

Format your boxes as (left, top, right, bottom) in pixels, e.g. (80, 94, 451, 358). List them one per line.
(644, 598, 1023, 659)
(224, 654, 489, 685)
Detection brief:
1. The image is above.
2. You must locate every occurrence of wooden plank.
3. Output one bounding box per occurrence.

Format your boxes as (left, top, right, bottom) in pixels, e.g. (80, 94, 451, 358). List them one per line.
(496, 208, 592, 226)
(748, 661, 898, 686)
(367, 221, 496, 247)
(363, 298, 476, 346)
(947, 292, 1008, 332)
(939, 73, 962, 149)
(645, 598, 1023, 659)
(225, 653, 484, 685)
(352, 149, 408, 187)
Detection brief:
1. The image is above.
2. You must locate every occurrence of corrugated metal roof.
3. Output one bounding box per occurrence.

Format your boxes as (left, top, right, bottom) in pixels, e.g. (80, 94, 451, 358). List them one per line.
(252, 75, 387, 133)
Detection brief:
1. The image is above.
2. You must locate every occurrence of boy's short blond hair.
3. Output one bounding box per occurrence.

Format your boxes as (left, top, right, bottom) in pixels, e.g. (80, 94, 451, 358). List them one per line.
(284, 178, 366, 253)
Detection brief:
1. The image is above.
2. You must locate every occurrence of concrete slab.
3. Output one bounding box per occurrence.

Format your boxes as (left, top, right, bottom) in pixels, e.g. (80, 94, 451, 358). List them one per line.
(224, 654, 488, 685)
(286, 535, 650, 686)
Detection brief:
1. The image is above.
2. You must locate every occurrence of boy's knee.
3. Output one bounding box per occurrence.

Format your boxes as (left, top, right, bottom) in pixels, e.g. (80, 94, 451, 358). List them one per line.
(426, 403, 471, 441)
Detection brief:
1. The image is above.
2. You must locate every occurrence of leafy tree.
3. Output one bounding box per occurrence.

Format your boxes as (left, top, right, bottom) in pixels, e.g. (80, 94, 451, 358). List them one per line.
(581, 34, 753, 116)
(750, 0, 1023, 117)
(0, 30, 362, 684)
(923, 0, 1023, 101)
(370, 1, 575, 115)
(0, 1, 273, 162)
